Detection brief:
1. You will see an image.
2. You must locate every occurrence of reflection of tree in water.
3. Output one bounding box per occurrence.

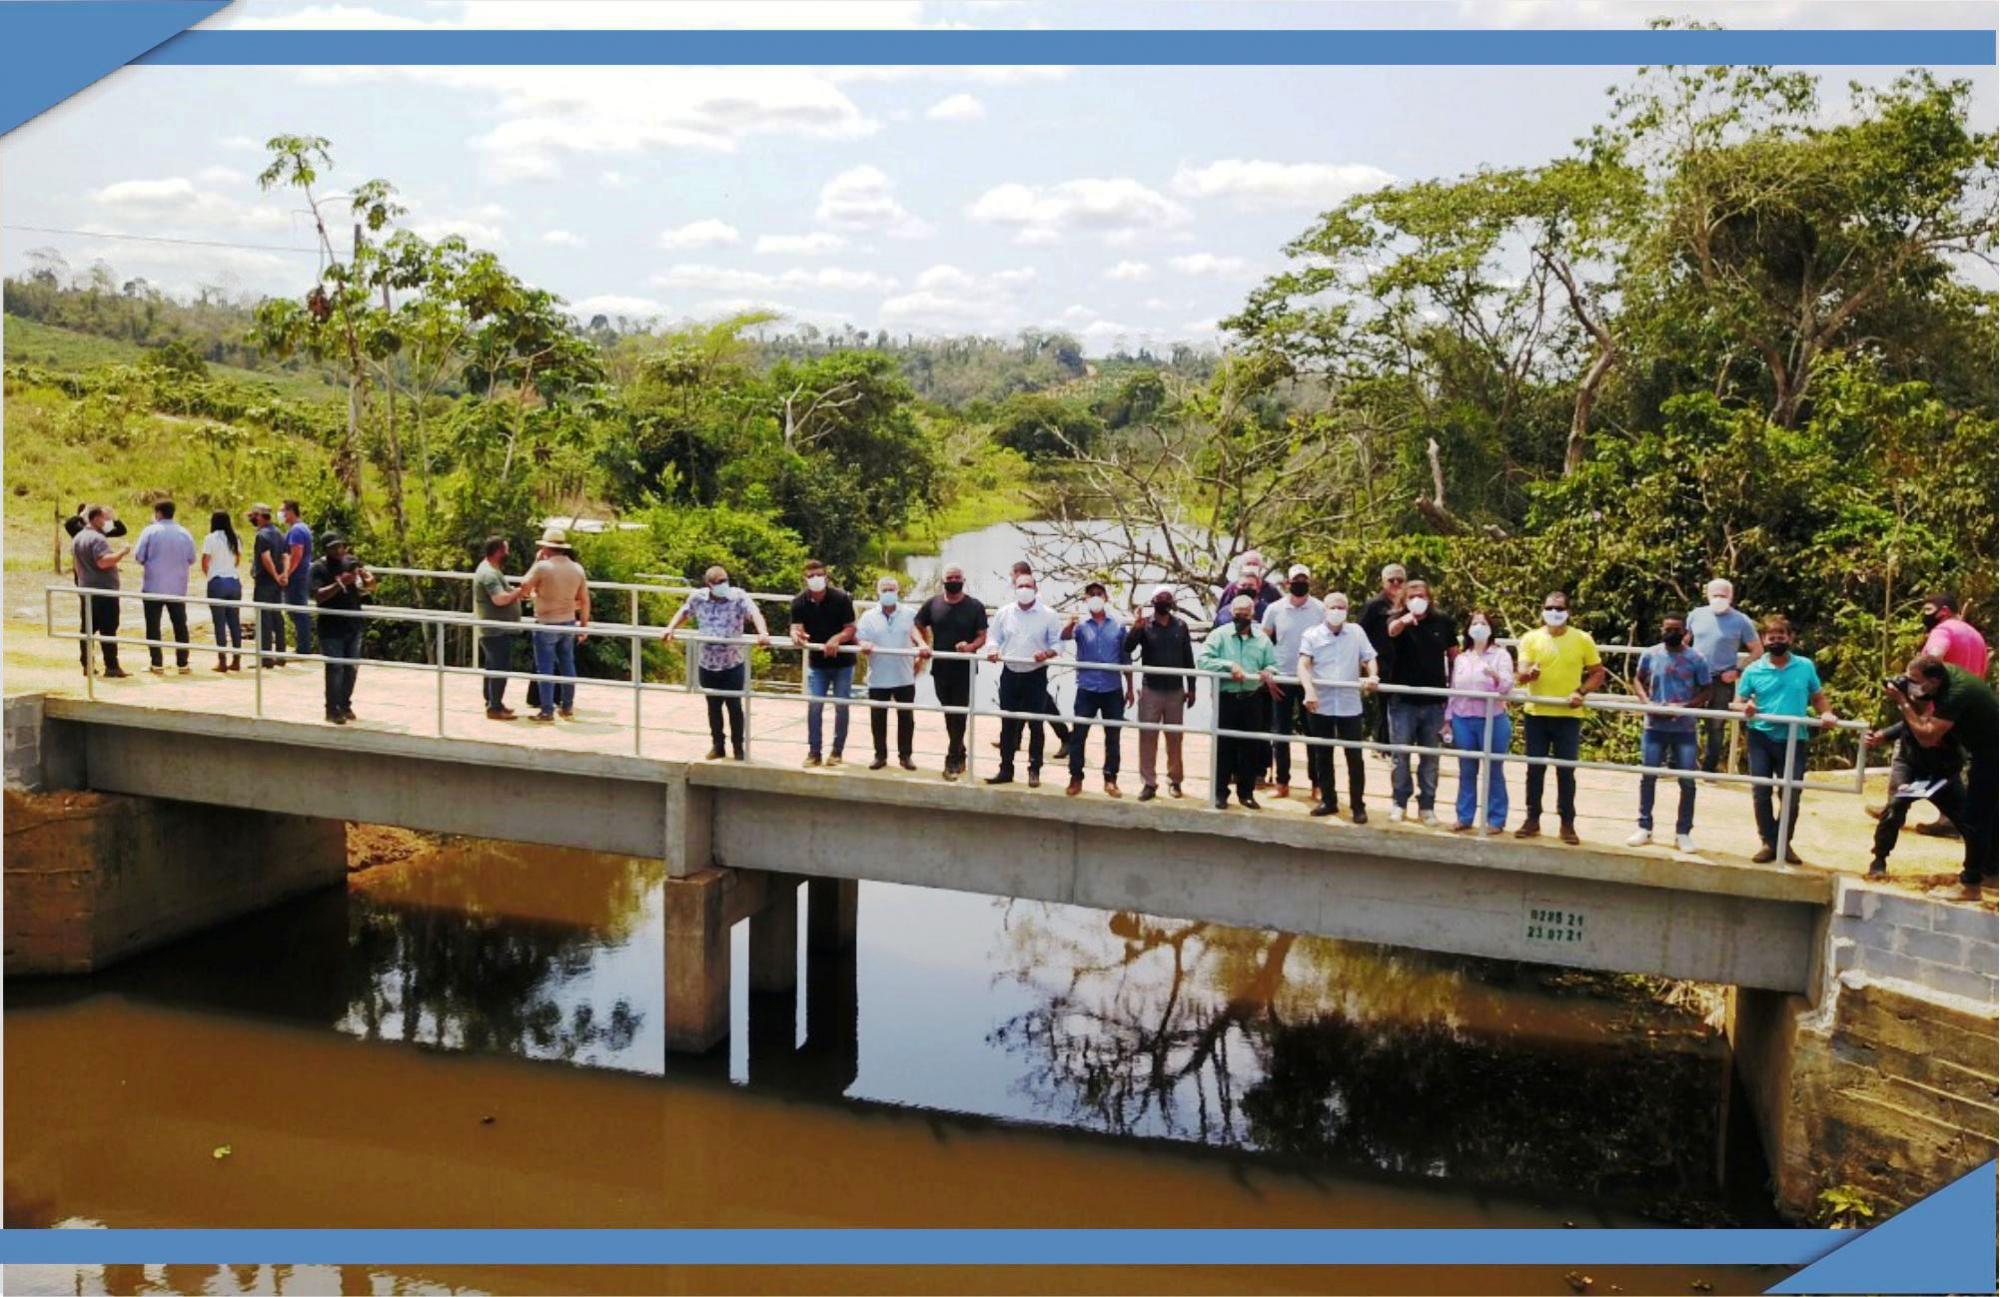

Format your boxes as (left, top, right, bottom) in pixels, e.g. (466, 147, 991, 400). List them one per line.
(990, 903, 1729, 1217)
(337, 851, 657, 1064)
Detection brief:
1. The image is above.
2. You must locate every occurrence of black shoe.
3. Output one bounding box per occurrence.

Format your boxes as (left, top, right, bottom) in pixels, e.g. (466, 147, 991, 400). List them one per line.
(1027, 773, 1041, 789)
(341, 707, 356, 721)
(1213, 798, 1230, 810)
(985, 772, 1014, 785)
(899, 757, 917, 770)
(1239, 795, 1261, 810)
(1051, 741, 1070, 761)
(705, 745, 725, 760)
(732, 747, 747, 762)
(1138, 785, 1157, 802)
(326, 711, 346, 725)
(1751, 845, 1777, 863)
(1867, 857, 1888, 877)
(1351, 807, 1368, 824)
(869, 756, 888, 770)
(1310, 803, 1338, 817)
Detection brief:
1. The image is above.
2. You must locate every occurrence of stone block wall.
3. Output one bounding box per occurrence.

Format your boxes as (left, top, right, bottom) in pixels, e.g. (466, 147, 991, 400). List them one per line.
(1830, 880, 2000, 1005)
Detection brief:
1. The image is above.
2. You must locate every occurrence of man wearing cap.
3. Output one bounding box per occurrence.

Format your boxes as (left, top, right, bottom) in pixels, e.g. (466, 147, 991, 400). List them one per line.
(1261, 564, 1324, 798)
(1199, 593, 1279, 809)
(515, 528, 592, 725)
(1124, 586, 1198, 800)
(1061, 580, 1133, 797)
(248, 504, 291, 665)
(308, 532, 376, 724)
(1212, 551, 1281, 627)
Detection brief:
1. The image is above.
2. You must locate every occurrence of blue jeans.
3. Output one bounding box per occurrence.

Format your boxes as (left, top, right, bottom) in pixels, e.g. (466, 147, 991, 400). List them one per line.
(319, 622, 361, 714)
(531, 623, 578, 716)
(284, 577, 314, 657)
(805, 663, 853, 757)
(1638, 729, 1699, 835)
(1451, 713, 1511, 829)
(206, 576, 242, 666)
(1388, 699, 1445, 810)
(1746, 727, 1809, 847)
(1068, 687, 1125, 782)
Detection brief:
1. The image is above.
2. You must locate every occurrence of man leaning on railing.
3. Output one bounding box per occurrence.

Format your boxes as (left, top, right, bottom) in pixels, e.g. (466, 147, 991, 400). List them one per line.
(1729, 615, 1839, 865)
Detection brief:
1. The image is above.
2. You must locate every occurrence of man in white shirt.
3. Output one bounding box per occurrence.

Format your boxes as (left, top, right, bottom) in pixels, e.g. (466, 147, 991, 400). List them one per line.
(855, 575, 925, 770)
(984, 574, 1064, 788)
(1298, 591, 1379, 822)
(1261, 563, 1325, 798)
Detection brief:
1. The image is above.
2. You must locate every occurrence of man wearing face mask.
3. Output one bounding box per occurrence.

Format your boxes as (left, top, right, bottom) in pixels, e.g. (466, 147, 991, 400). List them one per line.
(915, 564, 988, 781)
(1359, 564, 1407, 751)
(1876, 654, 1995, 893)
(1730, 615, 1838, 864)
(1008, 560, 1074, 758)
(1124, 585, 1197, 800)
(1515, 591, 1607, 846)
(663, 564, 771, 759)
(1298, 591, 1378, 822)
(1687, 579, 1761, 774)
(855, 575, 925, 771)
(1200, 593, 1279, 809)
(1212, 551, 1282, 627)
(1383, 578, 1456, 826)
(1261, 564, 1325, 799)
(984, 575, 1065, 787)
(790, 559, 858, 768)
(1060, 581, 1133, 797)
(70, 504, 131, 678)
(1919, 593, 1989, 679)
(1629, 614, 1712, 853)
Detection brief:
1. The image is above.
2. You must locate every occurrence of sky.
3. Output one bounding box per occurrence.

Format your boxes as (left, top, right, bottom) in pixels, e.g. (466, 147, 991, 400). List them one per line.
(1, 0, 1993, 355)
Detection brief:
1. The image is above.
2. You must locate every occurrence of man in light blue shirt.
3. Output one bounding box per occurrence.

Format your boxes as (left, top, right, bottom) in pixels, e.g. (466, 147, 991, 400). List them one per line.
(1062, 581, 1132, 797)
(1261, 563, 1325, 797)
(132, 499, 197, 673)
(1687, 577, 1761, 773)
(1730, 614, 1838, 864)
(984, 575, 1064, 787)
(855, 575, 924, 770)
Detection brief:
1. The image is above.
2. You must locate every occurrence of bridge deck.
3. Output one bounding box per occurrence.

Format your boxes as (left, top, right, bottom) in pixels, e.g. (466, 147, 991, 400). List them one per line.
(4, 624, 1960, 888)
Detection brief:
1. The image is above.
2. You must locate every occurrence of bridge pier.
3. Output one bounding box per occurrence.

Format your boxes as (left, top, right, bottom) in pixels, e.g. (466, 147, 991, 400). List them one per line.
(663, 868, 842, 1056)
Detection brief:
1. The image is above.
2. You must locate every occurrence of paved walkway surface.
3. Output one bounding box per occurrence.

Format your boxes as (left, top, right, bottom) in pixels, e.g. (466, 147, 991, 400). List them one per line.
(6, 610, 1977, 894)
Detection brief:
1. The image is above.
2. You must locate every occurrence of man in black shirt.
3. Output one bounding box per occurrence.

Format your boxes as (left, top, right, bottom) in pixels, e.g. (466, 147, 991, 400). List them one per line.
(914, 563, 988, 780)
(309, 532, 376, 724)
(1358, 562, 1406, 747)
(1124, 585, 1198, 800)
(1382, 577, 1456, 825)
(1884, 655, 1997, 891)
(248, 503, 290, 665)
(789, 559, 858, 767)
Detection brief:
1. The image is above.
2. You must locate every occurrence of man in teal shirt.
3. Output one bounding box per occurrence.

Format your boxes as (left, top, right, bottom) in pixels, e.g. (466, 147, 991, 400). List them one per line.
(1199, 593, 1278, 810)
(1730, 614, 1838, 864)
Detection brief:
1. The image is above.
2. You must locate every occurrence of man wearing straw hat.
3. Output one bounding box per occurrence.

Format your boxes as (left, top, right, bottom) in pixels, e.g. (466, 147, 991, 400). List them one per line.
(513, 527, 591, 724)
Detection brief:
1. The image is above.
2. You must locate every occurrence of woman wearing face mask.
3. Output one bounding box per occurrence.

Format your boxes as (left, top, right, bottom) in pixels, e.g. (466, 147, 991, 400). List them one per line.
(663, 564, 772, 759)
(1445, 612, 1515, 833)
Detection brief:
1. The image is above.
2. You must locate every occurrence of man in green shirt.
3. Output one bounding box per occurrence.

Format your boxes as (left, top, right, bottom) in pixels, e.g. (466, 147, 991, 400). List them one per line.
(473, 536, 528, 720)
(1199, 593, 1279, 810)
(1886, 655, 1996, 892)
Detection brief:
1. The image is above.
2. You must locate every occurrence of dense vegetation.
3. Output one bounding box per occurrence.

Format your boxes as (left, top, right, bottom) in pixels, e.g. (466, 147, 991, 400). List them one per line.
(6, 61, 1993, 737)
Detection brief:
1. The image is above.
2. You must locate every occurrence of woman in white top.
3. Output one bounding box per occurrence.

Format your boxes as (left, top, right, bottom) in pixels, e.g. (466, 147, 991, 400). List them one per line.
(200, 509, 243, 671)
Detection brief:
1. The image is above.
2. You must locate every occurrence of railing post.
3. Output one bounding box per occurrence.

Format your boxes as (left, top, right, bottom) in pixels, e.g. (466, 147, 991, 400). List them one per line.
(1774, 719, 1802, 863)
(628, 587, 640, 632)
(631, 631, 644, 756)
(1206, 672, 1222, 804)
(740, 645, 754, 762)
(965, 655, 979, 783)
(1476, 702, 1495, 838)
(82, 589, 96, 700)
(252, 598, 264, 718)
(435, 620, 447, 738)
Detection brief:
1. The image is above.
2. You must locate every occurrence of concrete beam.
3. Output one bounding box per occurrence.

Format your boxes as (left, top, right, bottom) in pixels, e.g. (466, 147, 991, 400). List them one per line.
(748, 876, 802, 994)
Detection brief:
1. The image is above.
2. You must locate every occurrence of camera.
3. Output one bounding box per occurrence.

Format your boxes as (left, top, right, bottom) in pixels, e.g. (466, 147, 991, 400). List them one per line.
(1885, 674, 1915, 695)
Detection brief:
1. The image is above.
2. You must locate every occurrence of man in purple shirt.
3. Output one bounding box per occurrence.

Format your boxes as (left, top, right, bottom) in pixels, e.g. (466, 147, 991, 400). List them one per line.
(132, 499, 197, 673)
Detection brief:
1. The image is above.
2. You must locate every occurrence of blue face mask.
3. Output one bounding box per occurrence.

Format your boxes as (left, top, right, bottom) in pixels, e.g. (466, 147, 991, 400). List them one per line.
(709, 582, 731, 600)
(879, 591, 899, 609)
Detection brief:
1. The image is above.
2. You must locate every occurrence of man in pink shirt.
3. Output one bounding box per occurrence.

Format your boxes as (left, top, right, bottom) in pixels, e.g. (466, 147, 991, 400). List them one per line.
(1921, 593, 1989, 678)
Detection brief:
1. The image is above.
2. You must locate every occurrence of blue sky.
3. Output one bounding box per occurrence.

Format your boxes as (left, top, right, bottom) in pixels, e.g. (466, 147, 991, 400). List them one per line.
(2, 0, 1993, 354)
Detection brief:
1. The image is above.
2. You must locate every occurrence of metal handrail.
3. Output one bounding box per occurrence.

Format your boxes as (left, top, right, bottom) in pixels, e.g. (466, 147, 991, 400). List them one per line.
(47, 583, 1860, 860)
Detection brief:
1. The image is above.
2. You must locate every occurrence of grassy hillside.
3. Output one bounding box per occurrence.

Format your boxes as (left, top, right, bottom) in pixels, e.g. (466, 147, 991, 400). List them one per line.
(4, 315, 337, 403)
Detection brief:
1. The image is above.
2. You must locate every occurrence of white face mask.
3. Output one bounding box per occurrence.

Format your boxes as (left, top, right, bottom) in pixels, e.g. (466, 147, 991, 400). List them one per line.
(1709, 595, 1731, 615)
(709, 582, 731, 600)
(806, 575, 826, 593)
(1326, 607, 1348, 627)
(1407, 596, 1429, 616)
(1016, 586, 1036, 607)
(1543, 608, 1568, 627)
(878, 589, 899, 608)
(1243, 568, 1261, 582)
(1085, 596, 1105, 614)
(1469, 622, 1492, 643)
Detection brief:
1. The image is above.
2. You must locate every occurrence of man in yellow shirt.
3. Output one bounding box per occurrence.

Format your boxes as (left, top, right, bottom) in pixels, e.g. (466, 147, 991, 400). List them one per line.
(1514, 591, 1608, 845)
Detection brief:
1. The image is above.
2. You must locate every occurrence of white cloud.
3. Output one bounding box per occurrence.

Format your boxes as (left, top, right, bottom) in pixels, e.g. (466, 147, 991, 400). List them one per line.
(654, 263, 896, 295)
(925, 93, 986, 122)
(966, 177, 1190, 246)
(657, 219, 741, 250)
(219, 134, 263, 153)
(569, 293, 666, 320)
(880, 263, 1036, 330)
(600, 170, 634, 190)
(1169, 158, 1395, 210)
(1104, 259, 1152, 282)
(91, 176, 295, 234)
(411, 217, 508, 246)
(542, 229, 587, 247)
(1168, 252, 1254, 278)
(195, 165, 249, 186)
(816, 165, 933, 239)
(1141, 296, 1167, 310)
(755, 232, 847, 256)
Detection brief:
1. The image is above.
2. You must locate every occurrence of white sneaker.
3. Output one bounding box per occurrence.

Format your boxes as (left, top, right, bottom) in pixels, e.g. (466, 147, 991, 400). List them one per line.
(1675, 833, 1697, 853)
(1625, 828, 1651, 848)
(1419, 810, 1440, 828)
(1389, 806, 1407, 823)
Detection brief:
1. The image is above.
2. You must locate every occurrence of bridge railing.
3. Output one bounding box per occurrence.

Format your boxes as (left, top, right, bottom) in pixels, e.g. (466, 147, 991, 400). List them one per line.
(45, 582, 1865, 865)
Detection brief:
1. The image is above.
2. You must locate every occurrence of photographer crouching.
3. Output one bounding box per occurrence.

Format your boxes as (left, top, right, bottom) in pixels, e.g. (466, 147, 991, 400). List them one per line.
(1871, 654, 1996, 894)
(310, 532, 377, 725)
